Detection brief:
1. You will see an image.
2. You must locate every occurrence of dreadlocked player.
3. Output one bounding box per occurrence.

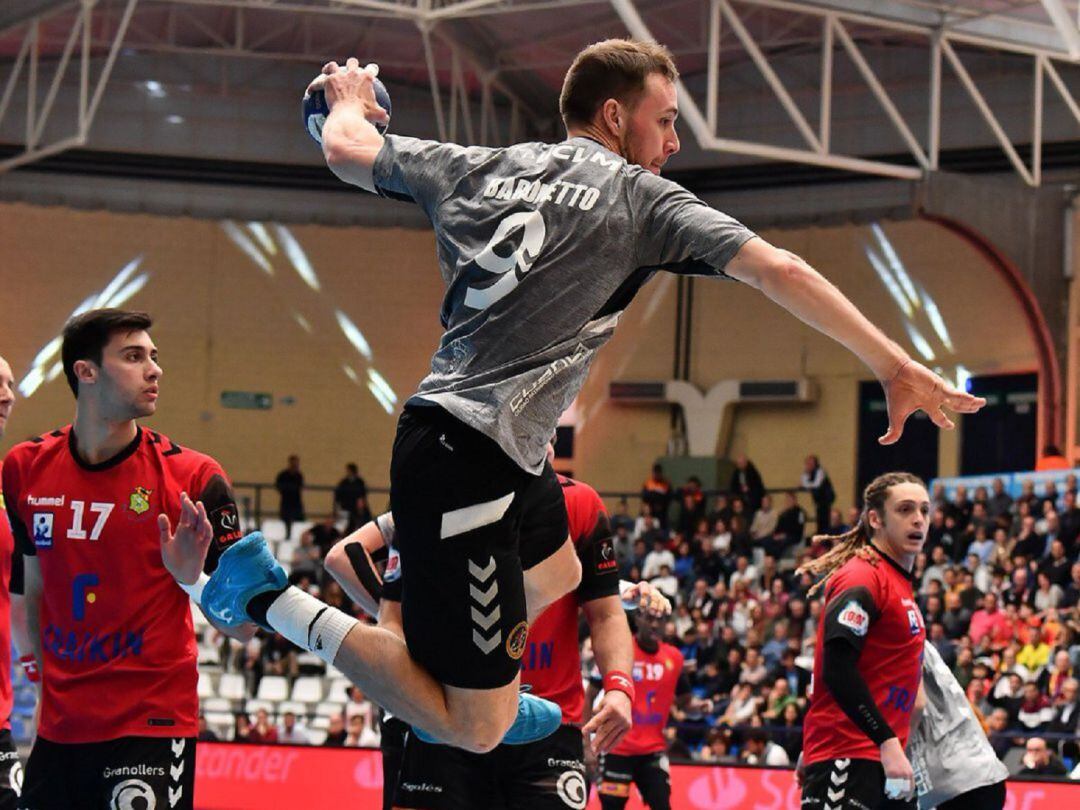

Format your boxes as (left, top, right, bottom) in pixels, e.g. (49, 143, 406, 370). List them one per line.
(798, 472, 928, 810)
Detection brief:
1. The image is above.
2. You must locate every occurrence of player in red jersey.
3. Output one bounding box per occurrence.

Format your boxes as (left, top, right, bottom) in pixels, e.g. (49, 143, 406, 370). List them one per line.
(1, 311, 251, 810)
(797, 472, 929, 810)
(324, 468, 669, 809)
(588, 611, 708, 810)
(0, 356, 33, 807)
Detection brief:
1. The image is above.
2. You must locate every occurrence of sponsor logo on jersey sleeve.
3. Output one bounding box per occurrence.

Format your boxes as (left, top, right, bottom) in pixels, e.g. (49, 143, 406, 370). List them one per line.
(594, 537, 618, 573)
(209, 503, 243, 544)
(837, 599, 869, 636)
(32, 512, 53, 548)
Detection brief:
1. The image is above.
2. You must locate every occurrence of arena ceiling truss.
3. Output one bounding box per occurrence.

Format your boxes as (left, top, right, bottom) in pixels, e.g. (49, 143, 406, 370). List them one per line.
(1, 0, 1079, 184)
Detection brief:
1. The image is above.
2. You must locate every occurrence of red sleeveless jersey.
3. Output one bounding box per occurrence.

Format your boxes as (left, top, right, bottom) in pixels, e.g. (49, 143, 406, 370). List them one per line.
(802, 551, 926, 765)
(2, 426, 241, 743)
(0, 461, 15, 729)
(520, 475, 618, 724)
(611, 639, 684, 756)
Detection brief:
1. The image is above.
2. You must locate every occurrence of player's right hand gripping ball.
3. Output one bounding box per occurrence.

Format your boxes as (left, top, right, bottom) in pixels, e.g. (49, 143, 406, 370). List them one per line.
(302, 77, 391, 145)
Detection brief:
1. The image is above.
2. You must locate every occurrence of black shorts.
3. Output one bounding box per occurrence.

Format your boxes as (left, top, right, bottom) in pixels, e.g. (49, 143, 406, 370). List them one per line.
(0, 730, 22, 810)
(598, 751, 671, 810)
(801, 758, 917, 810)
(936, 780, 1006, 810)
(381, 716, 410, 810)
(19, 735, 196, 810)
(393, 724, 587, 810)
(390, 405, 569, 689)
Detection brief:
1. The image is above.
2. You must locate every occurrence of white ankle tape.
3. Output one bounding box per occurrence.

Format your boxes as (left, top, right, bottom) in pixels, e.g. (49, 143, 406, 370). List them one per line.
(266, 587, 359, 666)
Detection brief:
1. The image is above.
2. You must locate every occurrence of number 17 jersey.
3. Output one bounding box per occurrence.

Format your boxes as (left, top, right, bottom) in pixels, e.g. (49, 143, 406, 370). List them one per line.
(1, 426, 243, 743)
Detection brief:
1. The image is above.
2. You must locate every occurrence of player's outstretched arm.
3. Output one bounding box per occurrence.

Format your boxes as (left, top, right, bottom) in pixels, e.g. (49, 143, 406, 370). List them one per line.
(312, 58, 388, 192)
(324, 520, 388, 619)
(724, 237, 985, 444)
(581, 594, 634, 755)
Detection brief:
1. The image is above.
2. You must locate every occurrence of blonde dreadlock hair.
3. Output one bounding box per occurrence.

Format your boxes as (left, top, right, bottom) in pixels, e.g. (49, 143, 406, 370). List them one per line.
(797, 471, 926, 597)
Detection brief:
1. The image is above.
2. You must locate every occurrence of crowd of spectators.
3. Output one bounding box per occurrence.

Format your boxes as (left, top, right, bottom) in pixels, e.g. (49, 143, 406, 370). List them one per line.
(204, 456, 1080, 781)
(597, 463, 1080, 777)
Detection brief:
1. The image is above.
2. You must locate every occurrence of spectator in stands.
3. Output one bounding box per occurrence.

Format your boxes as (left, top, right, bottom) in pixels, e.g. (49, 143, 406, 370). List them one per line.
(1039, 650, 1075, 699)
(642, 537, 676, 580)
(921, 545, 949, 594)
(334, 462, 370, 533)
(947, 485, 974, 533)
(749, 495, 778, 542)
(773, 492, 806, 549)
(262, 632, 299, 683)
(1017, 737, 1067, 776)
(1059, 490, 1080, 551)
(197, 714, 219, 742)
(633, 504, 661, 542)
(240, 637, 263, 696)
(641, 464, 672, 529)
(233, 713, 252, 743)
(305, 514, 342, 562)
(1016, 481, 1039, 519)
(988, 477, 1013, 520)
(773, 702, 803, 762)
(824, 508, 848, 535)
(1041, 539, 1072, 589)
(986, 708, 1017, 760)
(761, 621, 789, 672)
(1047, 677, 1080, 761)
(686, 578, 714, 616)
(344, 713, 380, 747)
(799, 455, 834, 533)
(698, 729, 736, 763)
(610, 498, 635, 537)
(740, 727, 790, 767)
(322, 714, 347, 746)
(1065, 562, 1080, 608)
(345, 686, 377, 730)
(970, 593, 1012, 649)
(248, 708, 278, 743)
(968, 525, 995, 566)
(740, 647, 768, 687)
(1034, 571, 1065, 611)
(1017, 682, 1054, 730)
(953, 647, 975, 691)
(676, 476, 706, 536)
(651, 564, 678, 602)
(277, 710, 311, 744)
(719, 683, 759, 727)
(942, 590, 972, 640)
(710, 518, 732, 556)
(274, 454, 305, 540)
(729, 454, 765, 514)
(729, 555, 759, 591)
(991, 672, 1025, 723)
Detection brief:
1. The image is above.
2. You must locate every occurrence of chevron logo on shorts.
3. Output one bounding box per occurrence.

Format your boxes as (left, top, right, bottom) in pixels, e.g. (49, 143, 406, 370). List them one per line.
(469, 556, 501, 654)
(824, 759, 850, 810)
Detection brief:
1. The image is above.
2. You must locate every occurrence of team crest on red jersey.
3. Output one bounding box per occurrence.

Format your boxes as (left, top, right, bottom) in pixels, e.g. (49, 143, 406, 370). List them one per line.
(507, 621, 529, 660)
(127, 486, 153, 516)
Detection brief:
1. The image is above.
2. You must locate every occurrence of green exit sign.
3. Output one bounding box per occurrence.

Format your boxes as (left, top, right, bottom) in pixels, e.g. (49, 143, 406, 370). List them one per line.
(220, 391, 273, 410)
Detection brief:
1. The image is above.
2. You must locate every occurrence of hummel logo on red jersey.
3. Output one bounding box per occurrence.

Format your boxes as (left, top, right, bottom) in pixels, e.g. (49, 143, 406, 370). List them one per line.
(26, 494, 64, 507)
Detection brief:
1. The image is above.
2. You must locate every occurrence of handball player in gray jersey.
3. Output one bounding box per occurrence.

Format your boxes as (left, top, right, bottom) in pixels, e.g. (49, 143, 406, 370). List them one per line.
(168, 39, 985, 759)
(908, 643, 1008, 809)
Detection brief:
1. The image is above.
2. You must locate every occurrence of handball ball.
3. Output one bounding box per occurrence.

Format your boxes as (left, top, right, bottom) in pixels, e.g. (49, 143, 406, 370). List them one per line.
(302, 78, 391, 145)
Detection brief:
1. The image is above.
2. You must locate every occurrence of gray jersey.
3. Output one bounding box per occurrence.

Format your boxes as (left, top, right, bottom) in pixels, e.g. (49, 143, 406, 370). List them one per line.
(909, 643, 1009, 808)
(373, 135, 756, 473)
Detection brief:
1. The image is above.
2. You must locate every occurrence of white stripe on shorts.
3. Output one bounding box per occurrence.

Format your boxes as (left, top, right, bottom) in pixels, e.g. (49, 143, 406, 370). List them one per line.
(440, 492, 515, 540)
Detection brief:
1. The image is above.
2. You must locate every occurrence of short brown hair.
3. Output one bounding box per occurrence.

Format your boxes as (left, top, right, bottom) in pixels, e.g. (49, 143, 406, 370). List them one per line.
(61, 308, 153, 397)
(559, 39, 678, 129)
